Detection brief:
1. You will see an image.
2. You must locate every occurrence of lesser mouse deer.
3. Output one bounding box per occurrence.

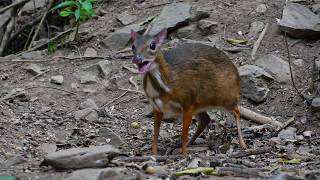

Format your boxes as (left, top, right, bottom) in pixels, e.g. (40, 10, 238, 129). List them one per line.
(131, 28, 247, 155)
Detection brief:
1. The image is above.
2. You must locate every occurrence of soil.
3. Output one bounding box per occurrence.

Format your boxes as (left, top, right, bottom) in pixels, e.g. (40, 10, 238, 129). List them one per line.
(0, 0, 319, 179)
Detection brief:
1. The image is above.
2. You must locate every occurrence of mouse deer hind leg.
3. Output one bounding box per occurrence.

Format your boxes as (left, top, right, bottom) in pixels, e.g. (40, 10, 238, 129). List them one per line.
(181, 109, 193, 155)
(232, 106, 247, 149)
(189, 112, 211, 145)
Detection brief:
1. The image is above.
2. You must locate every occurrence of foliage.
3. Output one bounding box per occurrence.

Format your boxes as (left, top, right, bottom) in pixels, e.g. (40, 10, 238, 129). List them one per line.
(48, 40, 58, 55)
(174, 167, 217, 177)
(51, 0, 96, 23)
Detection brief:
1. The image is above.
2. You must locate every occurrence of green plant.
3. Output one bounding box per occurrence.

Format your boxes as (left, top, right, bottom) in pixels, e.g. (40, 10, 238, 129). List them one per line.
(48, 40, 58, 54)
(50, 0, 96, 38)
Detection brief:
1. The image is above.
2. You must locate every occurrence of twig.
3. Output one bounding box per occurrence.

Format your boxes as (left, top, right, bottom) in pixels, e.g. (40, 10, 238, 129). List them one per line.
(111, 160, 142, 170)
(15, 28, 73, 56)
(28, 0, 56, 50)
(23, 27, 35, 50)
(217, 0, 232, 6)
(103, 91, 128, 107)
(25, 85, 77, 95)
(115, 155, 185, 163)
(122, 65, 139, 74)
(129, 76, 139, 90)
(119, 87, 144, 94)
(30, 69, 50, 80)
(0, 55, 111, 62)
(0, 0, 30, 14)
(230, 147, 272, 158)
(216, 167, 268, 178)
(284, 31, 310, 105)
(0, 14, 15, 56)
(251, 23, 269, 60)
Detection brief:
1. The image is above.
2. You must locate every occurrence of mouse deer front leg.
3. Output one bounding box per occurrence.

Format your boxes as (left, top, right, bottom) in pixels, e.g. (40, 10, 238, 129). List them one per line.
(152, 110, 163, 155)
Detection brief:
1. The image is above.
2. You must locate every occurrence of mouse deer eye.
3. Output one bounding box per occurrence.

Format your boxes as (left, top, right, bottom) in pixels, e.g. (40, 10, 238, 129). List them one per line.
(149, 42, 156, 50)
(132, 45, 135, 50)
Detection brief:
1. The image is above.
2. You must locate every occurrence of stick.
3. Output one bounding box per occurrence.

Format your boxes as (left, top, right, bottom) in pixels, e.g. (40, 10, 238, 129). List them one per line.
(251, 23, 269, 60)
(15, 28, 73, 56)
(0, 15, 15, 56)
(0, 0, 30, 14)
(9, 16, 42, 43)
(30, 69, 50, 80)
(122, 65, 139, 74)
(115, 155, 185, 163)
(25, 85, 77, 95)
(118, 87, 144, 94)
(239, 106, 283, 131)
(103, 91, 128, 107)
(28, 0, 56, 50)
(216, 167, 268, 178)
(230, 147, 272, 158)
(129, 76, 139, 90)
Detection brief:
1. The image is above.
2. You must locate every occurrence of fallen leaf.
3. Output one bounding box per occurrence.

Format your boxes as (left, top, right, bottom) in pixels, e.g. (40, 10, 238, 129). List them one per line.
(227, 38, 247, 45)
(174, 167, 216, 177)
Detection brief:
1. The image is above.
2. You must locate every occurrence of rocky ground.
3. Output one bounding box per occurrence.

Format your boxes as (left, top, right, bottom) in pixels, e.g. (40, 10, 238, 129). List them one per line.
(0, 0, 320, 179)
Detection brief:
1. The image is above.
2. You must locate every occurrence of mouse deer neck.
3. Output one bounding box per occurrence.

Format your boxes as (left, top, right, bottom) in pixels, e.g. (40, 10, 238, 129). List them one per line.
(144, 51, 171, 95)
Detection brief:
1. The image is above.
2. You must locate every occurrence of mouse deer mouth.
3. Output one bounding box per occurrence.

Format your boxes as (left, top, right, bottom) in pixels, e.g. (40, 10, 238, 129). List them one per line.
(135, 61, 152, 74)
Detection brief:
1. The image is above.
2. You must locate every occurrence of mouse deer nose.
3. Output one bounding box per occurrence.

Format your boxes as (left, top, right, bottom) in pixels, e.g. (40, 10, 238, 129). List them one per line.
(132, 54, 144, 64)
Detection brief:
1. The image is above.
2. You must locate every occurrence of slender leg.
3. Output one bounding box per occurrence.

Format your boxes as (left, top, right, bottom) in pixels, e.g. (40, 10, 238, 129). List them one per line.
(181, 109, 193, 155)
(152, 109, 163, 155)
(189, 112, 211, 145)
(232, 106, 247, 149)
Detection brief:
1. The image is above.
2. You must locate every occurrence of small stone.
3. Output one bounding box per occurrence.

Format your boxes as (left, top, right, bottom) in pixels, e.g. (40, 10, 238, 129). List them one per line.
(25, 64, 44, 75)
(293, 59, 304, 67)
(303, 131, 312, 137)
(74, 108, 98, 122)
(80, 98, 98, 110)
(255, 54, 290, 83)
(79, 73, 97, 84)
(311, 97, 320, 112)
(238, 64, 274, 82)
(39, 143, 57, 154)
(50, 75, 64, 85)
(278, 127, 297, 142)
(116, 11, 138, 25)
(197, 20, 218, 35)
(190, 7, 210, 22)
(240, 77, 269, 103)
(98, 127, 125, 147)
(248, 21, 265, 37)
(145, 166, 156, 175)
(176, 25, 196, 38)
(44, 145, 120, 169)
(20, 50, 45, 59)
(84, 47, 98, 57)
(256, 4, 267, 13)
(312, 4, 320, 14)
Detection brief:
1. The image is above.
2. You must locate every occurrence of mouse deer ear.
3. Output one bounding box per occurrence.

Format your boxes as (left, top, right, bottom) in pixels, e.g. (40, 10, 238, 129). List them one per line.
(131, 30, 138, 41)
(155, 28, 167, 46)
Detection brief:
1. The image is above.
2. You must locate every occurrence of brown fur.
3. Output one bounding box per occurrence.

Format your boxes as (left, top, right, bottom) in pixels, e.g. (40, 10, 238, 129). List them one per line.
(141, 43, 247, 154)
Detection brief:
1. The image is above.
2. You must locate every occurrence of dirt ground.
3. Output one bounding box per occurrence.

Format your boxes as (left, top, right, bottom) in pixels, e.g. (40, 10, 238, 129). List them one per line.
(0, 0, 320, 179)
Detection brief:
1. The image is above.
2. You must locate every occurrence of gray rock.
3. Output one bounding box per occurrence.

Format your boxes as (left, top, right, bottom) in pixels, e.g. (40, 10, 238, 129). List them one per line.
(0, 88, 29, 102)
(20, 50, 45, 59)
(256, 4, 267, 13)
(240, 76, 269, 103)
(197, 20, 218, 35)
(80, 99, 99, 111)
(44, 145, 120, 169)
(84, 47, 98, 57)
(98, 128, 125, 147)
(278, 127, 297, 142)
(238, 64, 274, 82)
(50, 75, 64, 85)
(279, 2, 320, 39)
(74, 108, 98, 122)
(25, 64, 44, 75)
(255, 54, 290, 83)
(312, 4, 320, 14)
(102, 23, 145, 49)
(248, 21, 265, 37)
(64, 168, 125, 180)
(293, 59, 304, 67)
(272, 172, 301, 180)
(148, 3, 191, 35)
(116, 11, 137, 25)
(176, 25, 196, 38)
(311, 97, 320, 112)
(79, 73, 97, 84)
(190, 7, 210, 22)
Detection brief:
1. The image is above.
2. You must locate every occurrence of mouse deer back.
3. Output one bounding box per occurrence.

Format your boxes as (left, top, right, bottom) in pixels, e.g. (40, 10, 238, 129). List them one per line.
(131, 28, 247, 155)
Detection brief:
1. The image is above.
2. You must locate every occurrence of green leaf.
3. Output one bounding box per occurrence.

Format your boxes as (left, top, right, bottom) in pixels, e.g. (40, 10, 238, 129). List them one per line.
(50, 1, 76, 11)
(81, 0, 93, 14)
(276, 158, 302, 165)
(59, 9, 74, 17)
(174, 167, 216, 177)
(226, 38, 247, 45)
(74, 9, 80, 21)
